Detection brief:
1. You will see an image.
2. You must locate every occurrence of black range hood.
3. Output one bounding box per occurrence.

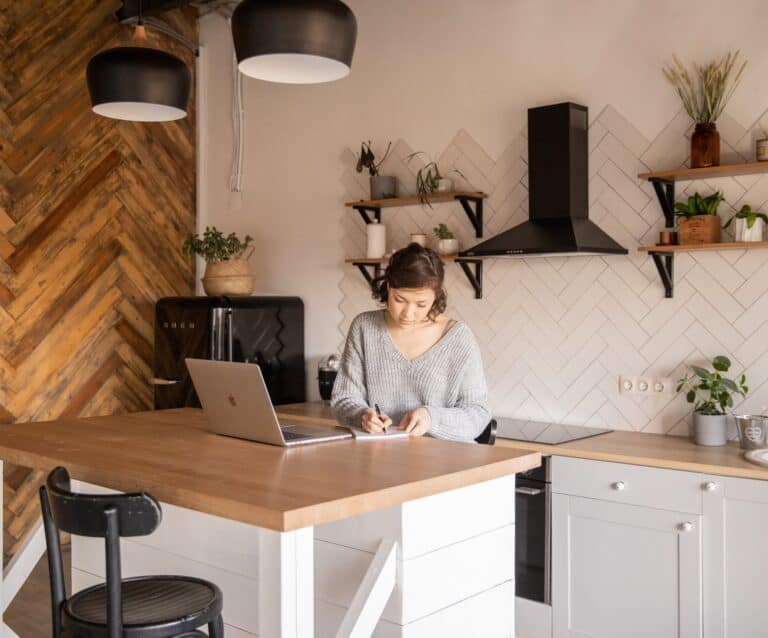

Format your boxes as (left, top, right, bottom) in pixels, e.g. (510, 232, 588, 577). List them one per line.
(460, 102, 627, 257)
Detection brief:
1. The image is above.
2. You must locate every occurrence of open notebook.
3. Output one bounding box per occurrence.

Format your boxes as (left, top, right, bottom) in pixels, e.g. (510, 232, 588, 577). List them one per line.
(348, 427, 409, 440)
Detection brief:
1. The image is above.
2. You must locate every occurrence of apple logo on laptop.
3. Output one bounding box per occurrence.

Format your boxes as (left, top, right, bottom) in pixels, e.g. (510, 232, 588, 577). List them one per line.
(228, 394, 237, 407)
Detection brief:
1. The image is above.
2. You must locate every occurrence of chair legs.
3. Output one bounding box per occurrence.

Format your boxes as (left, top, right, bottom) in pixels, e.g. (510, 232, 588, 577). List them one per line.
(208, 615, 224, 637)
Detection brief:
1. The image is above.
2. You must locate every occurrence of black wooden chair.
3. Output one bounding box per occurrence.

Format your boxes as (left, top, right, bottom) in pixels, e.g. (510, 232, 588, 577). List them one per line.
(475, 419, 497, 445)
(39, 467, 224, 638)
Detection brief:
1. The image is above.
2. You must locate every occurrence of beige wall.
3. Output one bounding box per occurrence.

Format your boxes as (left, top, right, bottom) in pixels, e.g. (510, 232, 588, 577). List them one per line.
(199, 1, 768, 431)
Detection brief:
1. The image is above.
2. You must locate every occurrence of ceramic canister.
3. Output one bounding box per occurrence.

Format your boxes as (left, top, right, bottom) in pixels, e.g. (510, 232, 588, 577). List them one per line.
(366, 222, 386, 259)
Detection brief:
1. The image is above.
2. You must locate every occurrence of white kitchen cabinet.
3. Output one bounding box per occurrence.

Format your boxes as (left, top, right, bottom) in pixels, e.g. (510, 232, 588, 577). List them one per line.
(551, 457, 703, 638)
(702, 474, 768, 637)
(552, 494, 702, 638)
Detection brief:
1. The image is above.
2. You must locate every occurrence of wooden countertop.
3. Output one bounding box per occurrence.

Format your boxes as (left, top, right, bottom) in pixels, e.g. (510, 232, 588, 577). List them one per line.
(277, 402, 768, 481)
(0, 408, 540, 531)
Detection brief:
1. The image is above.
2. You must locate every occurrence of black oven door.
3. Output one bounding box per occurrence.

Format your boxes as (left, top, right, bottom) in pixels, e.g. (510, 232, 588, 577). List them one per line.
(515, 474, 551, 604)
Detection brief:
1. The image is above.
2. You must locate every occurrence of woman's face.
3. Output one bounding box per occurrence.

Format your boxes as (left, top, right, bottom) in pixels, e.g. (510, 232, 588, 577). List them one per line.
(386, 286, 437, 327)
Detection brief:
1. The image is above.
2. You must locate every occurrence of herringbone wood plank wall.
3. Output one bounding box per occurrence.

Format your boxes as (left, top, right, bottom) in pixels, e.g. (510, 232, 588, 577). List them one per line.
(0, 0, 197, 562)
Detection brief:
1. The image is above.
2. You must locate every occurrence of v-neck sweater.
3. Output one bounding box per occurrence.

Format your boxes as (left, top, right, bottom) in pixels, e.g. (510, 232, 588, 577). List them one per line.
(330, 310, 491, 442)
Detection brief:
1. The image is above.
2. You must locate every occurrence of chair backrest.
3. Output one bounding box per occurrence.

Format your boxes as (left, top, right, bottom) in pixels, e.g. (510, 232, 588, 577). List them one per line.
(45, 466, 162, 537)
(475, 419, 497, 445)
(40, 467, 162, 638)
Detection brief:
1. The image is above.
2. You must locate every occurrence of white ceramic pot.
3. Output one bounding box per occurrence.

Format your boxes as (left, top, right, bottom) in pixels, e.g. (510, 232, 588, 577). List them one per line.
(435, 177, 453, 192)
(436, 238, 459, 255)
(693, 412, 727, 446)
(734, 217, 765, 242)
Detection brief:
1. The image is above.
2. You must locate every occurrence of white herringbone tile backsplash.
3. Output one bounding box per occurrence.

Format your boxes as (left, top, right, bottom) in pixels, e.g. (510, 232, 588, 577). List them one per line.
(338, 106, 768, 435)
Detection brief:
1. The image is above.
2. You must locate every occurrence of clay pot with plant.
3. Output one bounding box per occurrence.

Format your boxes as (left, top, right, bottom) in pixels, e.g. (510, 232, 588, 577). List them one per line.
(183, 227, 254, 296)
(677, 355, 748, 446)
(406, 152, 467, 207)
(663, 51, 747, 168)
(356, 141, 395, 200)
(724, 204, 768, 242)
(433, 223, 459, 255)
(674, 191, 724, 244)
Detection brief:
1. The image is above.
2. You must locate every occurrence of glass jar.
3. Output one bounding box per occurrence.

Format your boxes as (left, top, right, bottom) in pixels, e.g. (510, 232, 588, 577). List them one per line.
(690, 123, 720, 168)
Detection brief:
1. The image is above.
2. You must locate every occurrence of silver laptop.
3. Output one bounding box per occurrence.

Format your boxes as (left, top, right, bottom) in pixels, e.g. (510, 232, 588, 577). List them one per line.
(186, 359, 352, 446)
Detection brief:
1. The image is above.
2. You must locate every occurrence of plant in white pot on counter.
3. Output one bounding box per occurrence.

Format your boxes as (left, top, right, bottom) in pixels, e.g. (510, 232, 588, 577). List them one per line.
(433, 223, 459, 255)
(356, 141, 395, 200)
(183, 227, 254, 296)
(677, 355, 748, 446)
(723, 205, 768, 242)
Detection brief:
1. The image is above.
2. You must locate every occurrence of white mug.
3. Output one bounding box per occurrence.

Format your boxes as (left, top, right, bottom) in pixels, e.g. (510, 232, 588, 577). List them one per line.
(410, 233, 427, 247)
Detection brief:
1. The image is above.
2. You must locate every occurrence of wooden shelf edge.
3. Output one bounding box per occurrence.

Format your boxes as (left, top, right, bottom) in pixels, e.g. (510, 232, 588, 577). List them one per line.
(344, 191, 487, 209)
(638, 161, 768, 182)
(638, 241, 768, 253)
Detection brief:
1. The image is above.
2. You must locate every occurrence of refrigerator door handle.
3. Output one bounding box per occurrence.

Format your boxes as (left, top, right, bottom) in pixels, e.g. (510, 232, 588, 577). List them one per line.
(226, 309, 233, 361)
(151, 378, 179, 385)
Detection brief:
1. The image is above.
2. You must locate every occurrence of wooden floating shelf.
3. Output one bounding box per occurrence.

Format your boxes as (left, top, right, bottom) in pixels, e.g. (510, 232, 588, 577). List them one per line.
(638, 161, 768, 182)
(344, 255, 464, 264)
(344, 191, 486, 209)
(638, 242, 768, 253)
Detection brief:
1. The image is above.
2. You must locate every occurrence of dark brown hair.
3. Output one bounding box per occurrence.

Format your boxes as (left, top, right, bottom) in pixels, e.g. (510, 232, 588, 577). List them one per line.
(372, 243, 447, 320)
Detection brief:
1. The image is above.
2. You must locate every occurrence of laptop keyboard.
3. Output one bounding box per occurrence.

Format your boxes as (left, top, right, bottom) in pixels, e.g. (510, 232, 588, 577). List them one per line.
(282, 430, 311, 441)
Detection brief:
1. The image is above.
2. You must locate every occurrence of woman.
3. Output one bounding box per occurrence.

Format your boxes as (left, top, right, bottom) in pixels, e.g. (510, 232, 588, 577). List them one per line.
(331, 243, 490, 442)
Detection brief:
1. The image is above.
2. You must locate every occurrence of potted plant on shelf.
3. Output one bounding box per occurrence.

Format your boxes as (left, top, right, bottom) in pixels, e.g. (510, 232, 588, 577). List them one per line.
(724, 205, 768, 242)
(677, 355, 748, 446)
(663, 51, 747, 168)
(183, 227, 254, 296)
(356, 141, 395, 200)
(433, 223, 459, 255)
(406, 152, 467, 206)
(674, 191, 724, 244)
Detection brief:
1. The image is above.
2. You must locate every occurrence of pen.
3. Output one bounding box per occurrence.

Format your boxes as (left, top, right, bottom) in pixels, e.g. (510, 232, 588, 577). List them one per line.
(374, 403, 387, 431)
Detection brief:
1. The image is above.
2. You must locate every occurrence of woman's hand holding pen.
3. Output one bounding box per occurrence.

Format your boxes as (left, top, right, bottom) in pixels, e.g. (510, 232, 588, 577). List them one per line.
(361, 407, 392, 433)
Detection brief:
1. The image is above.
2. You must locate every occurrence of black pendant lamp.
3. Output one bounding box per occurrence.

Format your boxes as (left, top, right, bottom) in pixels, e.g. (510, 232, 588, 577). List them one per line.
(87, 46, 191, 122)
(232, 0, 357, 84)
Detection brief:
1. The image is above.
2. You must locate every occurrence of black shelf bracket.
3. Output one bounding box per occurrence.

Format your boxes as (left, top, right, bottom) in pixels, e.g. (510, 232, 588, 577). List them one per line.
(455, 195, 484, 238)
(352, 262, 382, 287)
(353, 205, 382, 225)
(649, 252, 674, 298)
(456, 259, 483, 299)
(649, 178, 676, 228)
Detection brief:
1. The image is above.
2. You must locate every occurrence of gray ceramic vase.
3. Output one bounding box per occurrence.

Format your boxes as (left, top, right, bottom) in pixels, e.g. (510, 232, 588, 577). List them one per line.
(693, 413, 727, 446)
(370, 175, 397, 200)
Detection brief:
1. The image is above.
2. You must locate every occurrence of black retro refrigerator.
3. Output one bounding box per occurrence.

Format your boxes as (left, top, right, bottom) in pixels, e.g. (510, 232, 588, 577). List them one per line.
(153, 296, 305, 409)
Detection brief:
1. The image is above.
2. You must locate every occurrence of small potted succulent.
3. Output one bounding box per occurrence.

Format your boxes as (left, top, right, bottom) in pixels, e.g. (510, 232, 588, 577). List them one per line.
(674, 191, 724, 244)
(433, 223, 459, 255)
(183, 227, 254, 296)
(724, 204, 768, 242)
(677, 355, 748, 446)
(356, 141, 395, 200)
(407, 152, 467, 206)
(663, 51, 747, 168)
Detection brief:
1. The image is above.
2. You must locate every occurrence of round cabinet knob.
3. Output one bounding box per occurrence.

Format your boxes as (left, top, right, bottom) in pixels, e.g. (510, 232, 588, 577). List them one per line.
(704, 481, 718, 492)
(611, 481, 626, 491)
(679, 522, 693, 532)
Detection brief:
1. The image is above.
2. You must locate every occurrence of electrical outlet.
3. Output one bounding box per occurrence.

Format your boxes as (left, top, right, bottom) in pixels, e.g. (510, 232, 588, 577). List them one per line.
(619, 375, 675, 395)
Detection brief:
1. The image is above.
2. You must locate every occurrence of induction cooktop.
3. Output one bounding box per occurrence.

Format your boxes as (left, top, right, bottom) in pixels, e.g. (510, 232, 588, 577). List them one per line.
(496, 417, 612, 445)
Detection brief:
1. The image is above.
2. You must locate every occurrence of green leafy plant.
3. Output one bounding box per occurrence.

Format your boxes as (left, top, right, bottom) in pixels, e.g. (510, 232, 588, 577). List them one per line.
(674, 191, 724, 218)
(406, 152, 467, 206)
(183, 227, 253, 264)
(433, 223, 454, 240)
(676, 355, 748, 415)
(663, 51, 747, 124)
(355, 141, 392, 176)
(724, 204, 768, 230)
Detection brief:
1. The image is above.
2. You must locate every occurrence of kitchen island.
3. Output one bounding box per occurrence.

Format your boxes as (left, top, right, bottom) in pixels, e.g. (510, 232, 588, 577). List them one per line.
(0, 408, 539, 637)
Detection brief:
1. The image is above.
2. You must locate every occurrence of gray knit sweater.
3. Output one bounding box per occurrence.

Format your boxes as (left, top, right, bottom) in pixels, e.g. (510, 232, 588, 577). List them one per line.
(331, 310, 491, 442)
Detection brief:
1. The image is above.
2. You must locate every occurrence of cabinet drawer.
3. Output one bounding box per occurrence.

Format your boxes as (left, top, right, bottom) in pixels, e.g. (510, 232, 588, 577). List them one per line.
(552, 456, 702, 514)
